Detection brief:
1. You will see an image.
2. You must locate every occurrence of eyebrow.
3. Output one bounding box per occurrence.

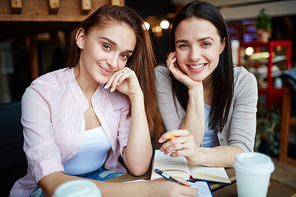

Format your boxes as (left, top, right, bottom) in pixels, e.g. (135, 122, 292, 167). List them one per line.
(175, 36, 215, 44)
(100, 37, 134, 54)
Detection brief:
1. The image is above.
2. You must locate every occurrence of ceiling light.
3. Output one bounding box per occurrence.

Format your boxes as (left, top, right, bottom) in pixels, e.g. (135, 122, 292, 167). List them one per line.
(143, 22, 150, 30)
(245, 47, 254, 56)
(160, 20, 170, 29)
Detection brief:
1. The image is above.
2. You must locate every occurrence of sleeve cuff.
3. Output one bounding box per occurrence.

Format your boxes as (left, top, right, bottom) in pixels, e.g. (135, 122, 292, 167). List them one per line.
(32, 158, 64, 183)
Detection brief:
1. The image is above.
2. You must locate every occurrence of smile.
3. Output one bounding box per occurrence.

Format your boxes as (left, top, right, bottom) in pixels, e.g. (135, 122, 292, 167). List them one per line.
(99, 65, 113, 75)
(189, 64, 207, 69)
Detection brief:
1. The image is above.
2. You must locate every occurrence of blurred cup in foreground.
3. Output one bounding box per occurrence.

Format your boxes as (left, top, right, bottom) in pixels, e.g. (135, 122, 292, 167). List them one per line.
(53, 180, 102, 197)
(233, 152, 275, 197)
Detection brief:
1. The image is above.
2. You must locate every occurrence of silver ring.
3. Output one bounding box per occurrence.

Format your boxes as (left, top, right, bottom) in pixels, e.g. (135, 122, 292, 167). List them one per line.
(121, 71, 124, 74)
(181, 143, 185, 150)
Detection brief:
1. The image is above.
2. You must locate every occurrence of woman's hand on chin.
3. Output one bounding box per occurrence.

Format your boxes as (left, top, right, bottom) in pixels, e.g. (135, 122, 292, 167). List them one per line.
(166, 52, 200, 90)
(104, 68, 142, 98)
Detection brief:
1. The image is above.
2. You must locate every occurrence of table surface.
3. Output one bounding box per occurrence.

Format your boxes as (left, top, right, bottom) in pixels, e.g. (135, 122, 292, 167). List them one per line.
(106, 168, 296, 197)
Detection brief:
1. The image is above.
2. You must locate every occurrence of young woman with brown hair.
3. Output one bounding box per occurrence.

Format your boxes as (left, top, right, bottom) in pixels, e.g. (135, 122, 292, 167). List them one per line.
(10, 4, 198, 197)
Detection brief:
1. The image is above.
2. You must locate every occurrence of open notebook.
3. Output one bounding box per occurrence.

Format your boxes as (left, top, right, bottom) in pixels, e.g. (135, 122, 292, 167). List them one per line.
(151, 150, 231, 184)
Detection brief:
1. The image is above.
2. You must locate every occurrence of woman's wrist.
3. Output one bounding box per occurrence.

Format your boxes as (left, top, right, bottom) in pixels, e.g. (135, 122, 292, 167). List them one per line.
(188, 82, 203, 96)
(193, 147, 206, 166)
(128, 89, 144, 102)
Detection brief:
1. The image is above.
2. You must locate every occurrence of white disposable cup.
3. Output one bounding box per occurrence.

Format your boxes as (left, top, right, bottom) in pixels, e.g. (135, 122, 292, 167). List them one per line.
(52, 180, 102, 197)
(233, 152, 275, 197)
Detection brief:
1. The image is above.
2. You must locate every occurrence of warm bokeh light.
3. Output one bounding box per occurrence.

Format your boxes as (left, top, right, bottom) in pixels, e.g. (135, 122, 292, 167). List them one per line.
(152, 25, 162, 33)
(143, 22, 150, 30)
(245, 47, 254, 56)
(160, 20, 170, 29)
(250, 52, 270, 60)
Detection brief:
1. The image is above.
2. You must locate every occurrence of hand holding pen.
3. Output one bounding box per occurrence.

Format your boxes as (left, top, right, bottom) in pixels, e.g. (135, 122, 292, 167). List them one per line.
(154, 169, 199, 196)
(158, 130, 200, 166)
(155, 169, 186, 185)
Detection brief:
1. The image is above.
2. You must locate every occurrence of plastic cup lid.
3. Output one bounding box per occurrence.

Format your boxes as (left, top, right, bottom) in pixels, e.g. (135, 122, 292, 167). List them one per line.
(53, 180, 102, 197)
(233, 152, 275, 174)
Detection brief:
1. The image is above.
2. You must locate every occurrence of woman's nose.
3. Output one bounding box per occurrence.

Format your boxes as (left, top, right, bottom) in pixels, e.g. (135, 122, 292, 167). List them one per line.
(106, 54, 118, 69)
(189, 47, 201, 61)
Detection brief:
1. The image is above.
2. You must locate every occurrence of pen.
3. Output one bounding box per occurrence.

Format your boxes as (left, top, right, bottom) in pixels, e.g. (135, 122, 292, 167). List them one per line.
(155, 169, 185, 185)
(166, 136, 176, 139)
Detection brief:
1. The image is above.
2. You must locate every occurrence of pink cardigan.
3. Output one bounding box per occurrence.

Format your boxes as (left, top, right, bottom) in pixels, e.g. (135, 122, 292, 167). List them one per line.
(10, 68, 131, 197)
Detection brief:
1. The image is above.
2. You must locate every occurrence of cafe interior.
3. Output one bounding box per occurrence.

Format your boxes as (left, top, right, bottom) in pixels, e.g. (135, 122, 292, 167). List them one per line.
(0, 0, 296, 196)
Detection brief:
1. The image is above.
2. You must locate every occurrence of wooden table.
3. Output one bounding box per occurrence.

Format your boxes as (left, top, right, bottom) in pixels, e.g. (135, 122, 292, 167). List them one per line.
(106, 168, 296, 197)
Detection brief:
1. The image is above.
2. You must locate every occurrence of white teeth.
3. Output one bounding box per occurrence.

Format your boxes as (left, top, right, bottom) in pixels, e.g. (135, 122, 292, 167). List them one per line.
(189, 64, 205, 69)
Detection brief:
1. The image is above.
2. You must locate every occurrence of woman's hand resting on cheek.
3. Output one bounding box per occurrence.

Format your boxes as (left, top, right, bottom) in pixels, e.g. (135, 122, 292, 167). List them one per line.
(166, 52, 201, 90)
(104, 67, 142, 98)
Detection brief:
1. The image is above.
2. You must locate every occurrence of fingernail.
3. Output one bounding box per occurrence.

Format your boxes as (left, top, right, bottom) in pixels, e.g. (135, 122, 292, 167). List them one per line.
(110, 87, 114, 92)
(104, 84, 108, 89)
(116, 82, 119, 86)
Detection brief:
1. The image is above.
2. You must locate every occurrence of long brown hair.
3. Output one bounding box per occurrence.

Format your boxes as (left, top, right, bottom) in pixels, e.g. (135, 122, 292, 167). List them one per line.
(170, 1, 234, 133)
(66, 5, 157, 131)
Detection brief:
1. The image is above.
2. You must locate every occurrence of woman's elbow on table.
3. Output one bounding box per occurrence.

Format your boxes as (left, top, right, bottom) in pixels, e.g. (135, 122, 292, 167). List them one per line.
(122, 148, 151, 176)
(127, 163, 150, 177)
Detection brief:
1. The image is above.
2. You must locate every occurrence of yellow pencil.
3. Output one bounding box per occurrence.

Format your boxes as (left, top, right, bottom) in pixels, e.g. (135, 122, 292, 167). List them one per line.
(166, 136, 176, 139)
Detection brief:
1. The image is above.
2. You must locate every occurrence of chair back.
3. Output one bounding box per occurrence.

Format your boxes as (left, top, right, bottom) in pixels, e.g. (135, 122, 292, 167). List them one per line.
(0, 102, 27, 196)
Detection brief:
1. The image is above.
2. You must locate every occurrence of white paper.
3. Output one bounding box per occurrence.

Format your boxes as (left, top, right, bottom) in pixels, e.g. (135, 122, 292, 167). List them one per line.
(153, 150, 190, 172)
(191, 181, 213, 197)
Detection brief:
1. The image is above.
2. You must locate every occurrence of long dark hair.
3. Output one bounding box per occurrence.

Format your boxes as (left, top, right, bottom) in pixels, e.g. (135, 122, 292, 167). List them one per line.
(170, 1, 234, 133)
(66, 5, 157, 131)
